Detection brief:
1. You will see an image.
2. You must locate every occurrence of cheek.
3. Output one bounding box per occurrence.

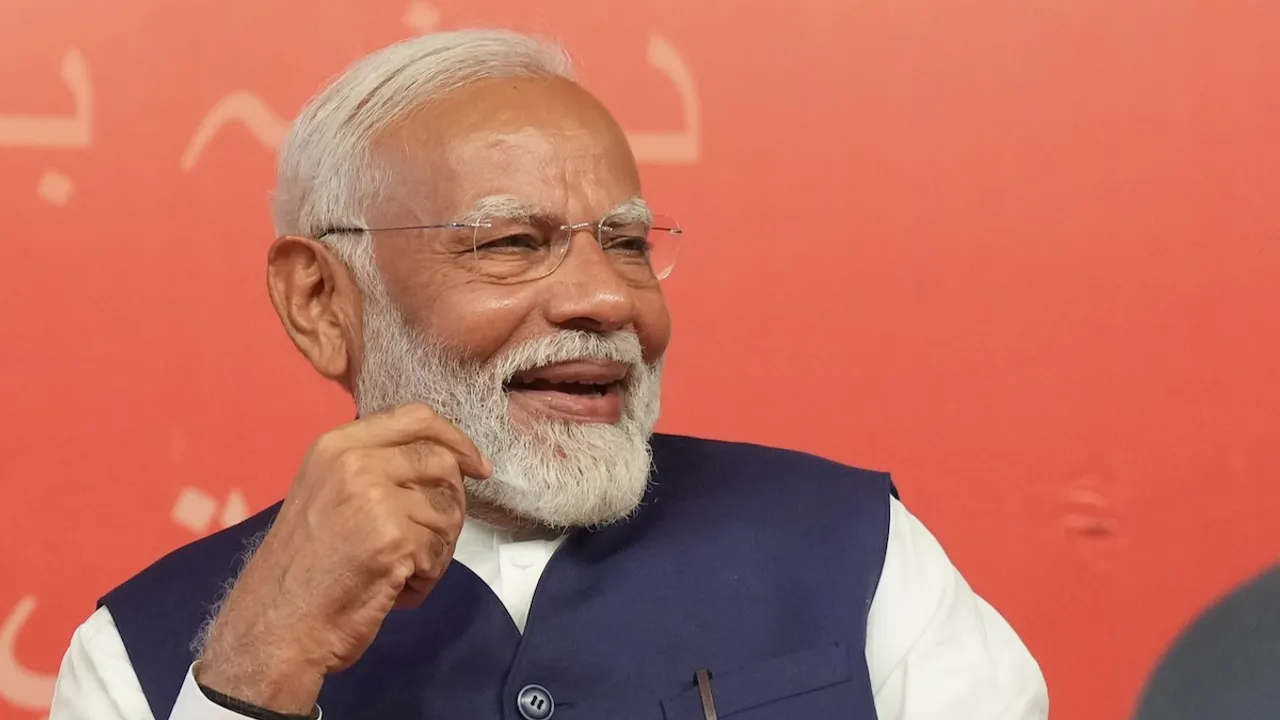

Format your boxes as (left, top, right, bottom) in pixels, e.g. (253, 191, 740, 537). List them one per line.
(376, 245, 536, 363)
(416, 286, 535, 361)
(634, 291, 673, 364)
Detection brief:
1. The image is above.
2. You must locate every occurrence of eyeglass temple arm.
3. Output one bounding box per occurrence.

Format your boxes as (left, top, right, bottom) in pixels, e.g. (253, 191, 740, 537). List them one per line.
(315, 222, 489, 240)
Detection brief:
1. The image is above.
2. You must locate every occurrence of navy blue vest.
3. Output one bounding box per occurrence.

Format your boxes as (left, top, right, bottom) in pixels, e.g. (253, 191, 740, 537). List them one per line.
(102, 434, 894, 720)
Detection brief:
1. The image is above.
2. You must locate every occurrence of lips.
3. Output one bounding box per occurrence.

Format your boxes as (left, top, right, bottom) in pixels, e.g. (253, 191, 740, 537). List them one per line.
(504, 360, 628, 423)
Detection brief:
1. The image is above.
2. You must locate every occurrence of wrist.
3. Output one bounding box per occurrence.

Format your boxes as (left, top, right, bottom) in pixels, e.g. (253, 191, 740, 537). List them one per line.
(195, 673, 320, 720)
(194, 656, 325, 715)
(197, 604, 330, 714)
(196, 553, 333, 709)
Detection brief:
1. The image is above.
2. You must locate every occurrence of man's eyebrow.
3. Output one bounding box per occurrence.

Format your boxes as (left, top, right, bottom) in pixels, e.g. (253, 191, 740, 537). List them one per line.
(452, 195, 548, 225)
(452, 195, 654, 226)
(601, 197, 653, 226)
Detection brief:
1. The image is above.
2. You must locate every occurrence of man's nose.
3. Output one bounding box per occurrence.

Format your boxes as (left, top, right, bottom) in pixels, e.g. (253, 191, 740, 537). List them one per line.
(541, 230, 636, 333)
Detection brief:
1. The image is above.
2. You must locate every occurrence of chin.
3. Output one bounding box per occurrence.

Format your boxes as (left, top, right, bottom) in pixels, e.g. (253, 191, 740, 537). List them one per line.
(463, 425, 654, 529)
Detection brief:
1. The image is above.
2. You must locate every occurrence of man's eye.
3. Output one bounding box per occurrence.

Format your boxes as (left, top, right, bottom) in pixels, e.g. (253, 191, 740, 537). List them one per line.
(602, 235, 652, 254)
(476, 233, 544, 252)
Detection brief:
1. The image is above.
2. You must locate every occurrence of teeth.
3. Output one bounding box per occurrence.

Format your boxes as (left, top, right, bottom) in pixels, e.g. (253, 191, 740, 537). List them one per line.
(508, 379, 611, 387)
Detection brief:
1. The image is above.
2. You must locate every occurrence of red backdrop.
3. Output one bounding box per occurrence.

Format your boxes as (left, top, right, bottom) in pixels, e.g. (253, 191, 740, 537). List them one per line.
(3, 1, 1280, 718)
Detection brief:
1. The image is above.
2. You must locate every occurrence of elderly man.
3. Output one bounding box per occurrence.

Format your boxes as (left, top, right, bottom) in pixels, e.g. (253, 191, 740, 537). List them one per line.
(50, 29, 1047, 720)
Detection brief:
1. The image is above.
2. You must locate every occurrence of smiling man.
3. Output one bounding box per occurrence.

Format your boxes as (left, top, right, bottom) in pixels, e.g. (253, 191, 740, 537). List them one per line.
(49, 29, 1048, 720)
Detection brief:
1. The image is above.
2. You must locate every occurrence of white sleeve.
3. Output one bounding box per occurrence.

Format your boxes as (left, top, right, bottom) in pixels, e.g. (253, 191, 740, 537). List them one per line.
(865, 498, 1050, 720)
(47, 607, 267, 720)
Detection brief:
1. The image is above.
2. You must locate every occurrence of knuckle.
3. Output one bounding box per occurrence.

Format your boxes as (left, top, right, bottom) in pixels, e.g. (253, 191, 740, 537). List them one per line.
(410, 548, 433, 575)
(425, 445, 462, 478)
(403, 444, 449, 482)
(445, 498, 467, 527)
(334, 448, 371, 478)
(420, 535, 448, 571)
(310, 430, 345, 460)
(435, 527, 461, 559)
(424, 487, 451, 517)
(389, 557, 415, 585)
(370, 522, 408, 557)
(361, 480, 390, 506)
(412, 442, 444, 469)
(429, 486, 464, 520)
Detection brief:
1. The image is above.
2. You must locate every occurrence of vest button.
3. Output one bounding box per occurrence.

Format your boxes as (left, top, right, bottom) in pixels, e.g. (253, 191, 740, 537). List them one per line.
(516, 684, 554, 719)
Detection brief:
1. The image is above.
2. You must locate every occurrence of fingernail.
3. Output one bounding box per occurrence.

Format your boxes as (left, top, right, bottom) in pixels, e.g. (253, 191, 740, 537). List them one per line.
(483, 457, 495, 477)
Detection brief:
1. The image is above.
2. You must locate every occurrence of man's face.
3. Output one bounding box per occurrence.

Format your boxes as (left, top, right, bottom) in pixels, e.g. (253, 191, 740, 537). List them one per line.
(351, 76, 672, 528)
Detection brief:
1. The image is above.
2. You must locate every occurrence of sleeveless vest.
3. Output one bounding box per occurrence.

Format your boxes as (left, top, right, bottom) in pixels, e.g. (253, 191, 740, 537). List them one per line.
(102, 434, 895, 719)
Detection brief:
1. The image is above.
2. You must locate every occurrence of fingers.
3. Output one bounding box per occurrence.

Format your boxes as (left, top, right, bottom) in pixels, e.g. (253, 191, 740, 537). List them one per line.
(393, 484, 464, 583)
(400, 514, 451, 571)
(393, 493, 457, 609)
(396, 443, 469, 509)
(389, 541, 446, 610)
(395, 483, 465, 536)
(394, 580, 434, 609)
(333, 443, 469, 516)
(325, 403, 492, 479)
(395, 573, 439, 609)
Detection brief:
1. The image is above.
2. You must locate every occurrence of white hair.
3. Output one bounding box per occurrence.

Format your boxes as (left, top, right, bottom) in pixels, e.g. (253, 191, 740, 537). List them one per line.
(356, 281, 663, 528)
(271, 29, 575, 287)
(269, 31, 663, 528)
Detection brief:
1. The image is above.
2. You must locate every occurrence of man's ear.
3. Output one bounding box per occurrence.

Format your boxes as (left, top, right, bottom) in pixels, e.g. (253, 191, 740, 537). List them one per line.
(266, 236, 364, 389)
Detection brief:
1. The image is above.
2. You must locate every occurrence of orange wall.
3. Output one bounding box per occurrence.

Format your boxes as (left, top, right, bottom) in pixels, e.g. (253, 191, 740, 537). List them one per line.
(3, 1, 1279, 718)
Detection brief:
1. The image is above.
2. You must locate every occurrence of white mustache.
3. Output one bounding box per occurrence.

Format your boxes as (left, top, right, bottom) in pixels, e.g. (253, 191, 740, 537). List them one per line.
(492, 330, 646, 383)
(355, 303, 663, 526)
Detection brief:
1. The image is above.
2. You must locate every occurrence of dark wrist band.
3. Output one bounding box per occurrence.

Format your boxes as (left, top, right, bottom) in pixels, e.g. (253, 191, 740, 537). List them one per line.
(195, 679, 319, 720)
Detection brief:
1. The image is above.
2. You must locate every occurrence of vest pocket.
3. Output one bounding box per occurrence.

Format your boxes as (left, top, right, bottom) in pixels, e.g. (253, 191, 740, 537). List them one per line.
(659, 642, 855, 718)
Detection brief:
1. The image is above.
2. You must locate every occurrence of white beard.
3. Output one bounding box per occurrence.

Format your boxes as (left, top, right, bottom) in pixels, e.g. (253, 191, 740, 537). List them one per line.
(353, 290, 663, 529)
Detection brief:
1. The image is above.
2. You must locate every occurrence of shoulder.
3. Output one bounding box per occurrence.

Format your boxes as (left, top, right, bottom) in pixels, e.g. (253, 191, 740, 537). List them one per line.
(50, 606, 154, 720)
(868, 500, 1049, 717)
